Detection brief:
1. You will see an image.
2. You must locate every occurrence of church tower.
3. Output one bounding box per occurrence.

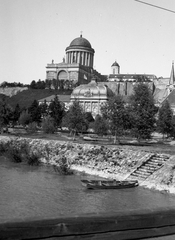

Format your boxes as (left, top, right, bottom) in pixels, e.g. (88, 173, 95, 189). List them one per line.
(111, 61, 120, 74)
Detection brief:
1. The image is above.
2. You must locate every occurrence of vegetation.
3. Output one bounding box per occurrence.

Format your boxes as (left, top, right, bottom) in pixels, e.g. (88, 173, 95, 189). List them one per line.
(101, 95, 128, 143)
(93, 115, 108, 136)
(0, 138, 40, 165)
(49, 95, 65, 127)
(18, 110, 31, 126)
(41, 116, 56, 134)
(0, 97, 13, 130)
(129, 83, 157, 141)
(157, 100, 174, 138)
(62, 100, 88, 137)
(28, 100, 42, 123)
(4, 89, 72, 109)
(53, 156, 73, 175)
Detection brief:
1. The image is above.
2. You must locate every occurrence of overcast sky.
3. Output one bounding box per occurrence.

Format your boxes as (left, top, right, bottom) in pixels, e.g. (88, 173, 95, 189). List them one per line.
(1, 0, 175, 84)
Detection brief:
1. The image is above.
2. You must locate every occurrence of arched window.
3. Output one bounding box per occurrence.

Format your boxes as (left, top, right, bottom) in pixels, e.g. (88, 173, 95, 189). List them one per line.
(58, 71, 68, 80)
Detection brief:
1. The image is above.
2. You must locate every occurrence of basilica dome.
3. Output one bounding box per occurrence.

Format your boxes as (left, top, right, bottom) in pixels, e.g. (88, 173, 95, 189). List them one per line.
(66, 34, 94, 53)
(65, 34, 95, 68)
(70, 35, 92, 49)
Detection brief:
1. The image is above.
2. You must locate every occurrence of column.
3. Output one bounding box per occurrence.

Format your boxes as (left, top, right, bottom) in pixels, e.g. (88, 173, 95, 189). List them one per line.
(88, 53, 90, 67)
(71, 52, 73, 63)
(82, 52, 85, 65)
(77, 52, 80, 64)
(91, 54, 94, 68)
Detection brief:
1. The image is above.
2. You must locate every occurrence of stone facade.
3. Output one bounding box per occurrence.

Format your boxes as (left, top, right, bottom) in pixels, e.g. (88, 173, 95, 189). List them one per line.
(46, 35, 104, 87)
(71, 77, 113, 117)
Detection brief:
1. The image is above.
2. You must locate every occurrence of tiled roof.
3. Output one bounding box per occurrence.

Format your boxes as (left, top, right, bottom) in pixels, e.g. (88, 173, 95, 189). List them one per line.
(162, 89, 175, 105)
(38, 95, 70, 103)
(108, 74, 156, 80)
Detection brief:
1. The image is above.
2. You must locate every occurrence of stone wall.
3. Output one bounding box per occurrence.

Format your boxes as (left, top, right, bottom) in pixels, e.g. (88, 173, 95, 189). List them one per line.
(1, 136, 175, 193)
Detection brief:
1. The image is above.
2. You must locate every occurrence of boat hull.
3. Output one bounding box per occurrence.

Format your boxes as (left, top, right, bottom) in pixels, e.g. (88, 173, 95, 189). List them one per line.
(81, 179, 139, 190)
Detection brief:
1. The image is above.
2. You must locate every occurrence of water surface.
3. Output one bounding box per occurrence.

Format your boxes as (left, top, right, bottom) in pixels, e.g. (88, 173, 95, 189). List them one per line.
(1, 157, 175, 223)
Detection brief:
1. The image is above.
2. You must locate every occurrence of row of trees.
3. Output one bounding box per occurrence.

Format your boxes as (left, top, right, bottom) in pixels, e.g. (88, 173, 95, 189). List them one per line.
(30, 79, 77, 90)
(0, 83, 175, 141)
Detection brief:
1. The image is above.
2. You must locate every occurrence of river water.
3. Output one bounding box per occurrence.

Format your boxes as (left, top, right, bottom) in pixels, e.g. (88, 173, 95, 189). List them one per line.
(1, 157, 175, 224)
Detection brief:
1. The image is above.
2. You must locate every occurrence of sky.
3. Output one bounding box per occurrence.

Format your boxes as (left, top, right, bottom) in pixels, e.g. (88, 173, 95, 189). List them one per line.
(0, 0, 175, 84)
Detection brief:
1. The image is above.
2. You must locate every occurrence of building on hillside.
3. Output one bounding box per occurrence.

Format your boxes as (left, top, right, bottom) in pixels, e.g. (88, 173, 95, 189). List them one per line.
(70, 75, 113, 117)
(108, 60, 157, 83)
(161, 89, 175, 114)
(154, 61, 175, 107)
(38, 76, 113, 118)
(38, 95, 71, 111)
(46, 34, 105, 88)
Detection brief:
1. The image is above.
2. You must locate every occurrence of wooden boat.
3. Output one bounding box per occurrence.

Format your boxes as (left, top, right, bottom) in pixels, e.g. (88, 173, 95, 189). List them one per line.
(81, 179, 138, 190)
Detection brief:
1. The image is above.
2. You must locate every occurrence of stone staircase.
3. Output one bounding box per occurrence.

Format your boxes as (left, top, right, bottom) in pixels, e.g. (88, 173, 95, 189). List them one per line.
(129, 154, 169, 180)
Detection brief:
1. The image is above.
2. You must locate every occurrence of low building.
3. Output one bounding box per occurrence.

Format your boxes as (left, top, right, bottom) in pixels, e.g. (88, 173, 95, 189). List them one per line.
(38, 95, 71, 111)
(70, 76, 113, 117)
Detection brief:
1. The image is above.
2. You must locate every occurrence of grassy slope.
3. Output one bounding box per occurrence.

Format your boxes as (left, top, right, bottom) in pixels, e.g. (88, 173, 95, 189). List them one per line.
(5, 89, 72, 109)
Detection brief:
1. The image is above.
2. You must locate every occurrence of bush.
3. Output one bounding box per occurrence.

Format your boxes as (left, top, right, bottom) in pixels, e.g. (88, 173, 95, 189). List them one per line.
(26, 152, 40, 166)
(0, 141, 9, 155)
(4, 138, 41, 165)
(27, 122, 38, 133)
(41, 116, 56, 134)
(53, 155, 73, 175)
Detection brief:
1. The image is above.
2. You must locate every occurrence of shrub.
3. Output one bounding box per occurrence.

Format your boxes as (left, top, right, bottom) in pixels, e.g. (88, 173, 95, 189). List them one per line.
(41, 116, 56, 134)
(27, 122, 38, 133)
(54, 155, 73, 175)
(26, 152, 40, 166)
(0, 141, 9, 155)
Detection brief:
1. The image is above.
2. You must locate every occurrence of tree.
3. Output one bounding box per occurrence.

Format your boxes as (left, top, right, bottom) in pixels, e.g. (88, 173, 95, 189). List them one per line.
(84, 112, 94, 127)
(101, 95, 128, 143)
(45, 79, 52, 90)
(129, 83, 157, 141)
(28, 100, 42, 124)
(94, 115, 108, 136)
(41, 116, 56, 134)
(52, 78, 59, 90)
(18, 110, 31, 126)
(12, 104, 21, 125)
(157, 100, 174, 139)
(40, 100, 48, 118)
(30, 80, 37, 89)
(0, 97, 13, 128)
(62, 100, 87, 137)
(49, 95, 65, 128)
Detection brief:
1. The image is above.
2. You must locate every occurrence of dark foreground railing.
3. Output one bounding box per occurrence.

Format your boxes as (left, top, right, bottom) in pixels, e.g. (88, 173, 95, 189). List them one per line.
(1, 207, 175, 240)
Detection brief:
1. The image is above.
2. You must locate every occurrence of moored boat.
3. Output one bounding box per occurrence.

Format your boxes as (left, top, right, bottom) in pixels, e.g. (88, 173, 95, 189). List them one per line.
(81, 179, 138, 189)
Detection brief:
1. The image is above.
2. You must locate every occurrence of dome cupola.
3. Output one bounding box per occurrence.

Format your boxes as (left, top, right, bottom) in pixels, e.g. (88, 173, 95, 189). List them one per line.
(65, 34, 94, 68)
(111, 60, 120, 74)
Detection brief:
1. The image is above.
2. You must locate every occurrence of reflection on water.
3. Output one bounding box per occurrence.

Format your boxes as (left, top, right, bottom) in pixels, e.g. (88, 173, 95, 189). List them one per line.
(1, 157, 175, 223)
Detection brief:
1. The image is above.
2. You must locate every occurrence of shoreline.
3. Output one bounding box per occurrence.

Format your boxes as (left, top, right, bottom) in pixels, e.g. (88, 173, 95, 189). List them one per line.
(1, 135, 175, 194)
(71, 164, 175, 194)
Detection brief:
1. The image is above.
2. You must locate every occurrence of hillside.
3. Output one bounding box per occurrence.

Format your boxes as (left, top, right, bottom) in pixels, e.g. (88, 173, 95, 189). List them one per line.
(5, 89, 72, 109)
(0, 87, 28, 97)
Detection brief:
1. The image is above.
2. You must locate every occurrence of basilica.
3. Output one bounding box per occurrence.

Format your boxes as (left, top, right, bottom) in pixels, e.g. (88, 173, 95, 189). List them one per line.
(43, 35, 175, 117)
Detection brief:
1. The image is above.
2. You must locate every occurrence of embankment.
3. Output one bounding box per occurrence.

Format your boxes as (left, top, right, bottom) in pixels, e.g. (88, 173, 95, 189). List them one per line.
(1, 136, 175, 194)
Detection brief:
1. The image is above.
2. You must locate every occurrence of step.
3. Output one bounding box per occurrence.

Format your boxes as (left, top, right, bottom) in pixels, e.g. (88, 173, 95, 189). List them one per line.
(130, 173, 147, 178)
(146, 162, 163, 166)
(141, 165, 157, 171)
(151, 159, 165, 163)
(135, 170, 151, 176)
(137, 168, 153, 173)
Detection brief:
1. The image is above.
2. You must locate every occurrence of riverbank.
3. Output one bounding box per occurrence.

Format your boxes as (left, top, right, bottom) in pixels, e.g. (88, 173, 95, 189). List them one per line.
(1, 135, 175, 194)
